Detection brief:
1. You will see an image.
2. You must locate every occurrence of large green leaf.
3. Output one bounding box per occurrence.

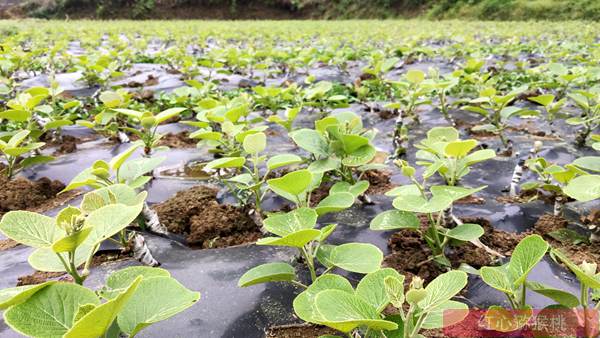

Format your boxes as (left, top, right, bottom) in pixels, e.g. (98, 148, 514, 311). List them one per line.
(551, 249, 600, 289)
(4, 283, 100, 338)
(315, 192, 355, 216)
(117, 276, 200, 336)
(263, 207, 318, 237)
(355, 268, 404, 312)
(293, 274, 353, 324)
(257, 229, 321, 248)
(238, 262, 296, 287)
(0, 282, 55, 310)
(330, 243, 383, 274)
(85, 203, 144, 246)
(564, 175, 600, 202)
(0, 211, 63, 248)
(392, 194, 453, 213)
(204, 157, 246, 170)
(291, 129, 329, 158)
(330, 181, 369, 198)
(267, 154, 302, 170)
(508, 234, 549, 286)
(421, 300, 469, 329)
(430, 185, 486, 202)
(480, 265, 513, 294)
(51, 227, 93, 253)
(101, 266, 171, 299)
(370, 210, 420, 231)
(446, 223, 484, 242)
(243, 132, 266, 154)
(444, 139, 478, 158)
(314, 290, 397, 332)
(572, 156, 600, 173)
(65, 277, 142, 338)
(267, 169, 312, 196)
(419, 271, 467, 311)
(526, 281, 580, 308)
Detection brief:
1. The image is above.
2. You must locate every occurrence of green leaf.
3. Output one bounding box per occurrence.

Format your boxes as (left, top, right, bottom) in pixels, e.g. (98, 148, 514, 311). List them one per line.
(20, 155, 55, 169)
(419, 271, 467, 311)
(564, 175, 600, 202)
(526, 281, 580, 308)
(421, 300, 469, 329)
(464, 149, 496, 165)
(330, 181, 369, 198)
(85, 203, 144, 246)
(51, 227, 93, 253)
(0, 110, 31, 122)
(370, 210, 420, 231)
(342, 145, 376, 167)
(406, 69, 425, 84)
(356, 268, 404, 312)
(446, 223, 484, 242)
(267, 169, 312, 196)
(315, 192, 355, 216)
(102, 266, 171, 299)
(293, 274, 353, 324)
(0, 282, 56, 310)
(392, 194, 453, 213)
(204, 156, 246, 170)
(267, 154, 302, 170)
(4, 283, 100, 338)
(508, 234, 549, 286)
(430, 185, 486, 202)
(444, 139, 478, 158)
(551, 249, 600, 289)
(155, 107, 186, 124)
(330, 243, 383, 274)
(65, 277, 142, 338)
(572, 156, 600, 173)
(308, 158, 341, 173)
(243, 132, 266, 154)
(110, 144, 142, 171)
(257, 229, 321, 248)
(0, 211, 62, 248)
(238, 262, 296, 287)
(481, 265, 513, 294)
(528, 94, 555, 107)
(117, 276, 200, 336)
(314, 290, 397, 332)
(263, 207, 317, 237)
(291, 129, 329, 158)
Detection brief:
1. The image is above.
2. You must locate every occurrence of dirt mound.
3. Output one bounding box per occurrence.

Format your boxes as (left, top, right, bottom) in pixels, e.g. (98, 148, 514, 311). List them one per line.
(0, 175, 65, 216)
(153, 185, 261, 248)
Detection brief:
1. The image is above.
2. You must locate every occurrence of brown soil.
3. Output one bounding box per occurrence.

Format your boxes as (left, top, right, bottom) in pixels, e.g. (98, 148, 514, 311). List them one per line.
(455, 194, 485, 205)
(266, 324, 339, 338)
(153, 185, 262, 248)
(16, 251, 133, 286)
(17, 271, 72, 286)
(534, 214, 600, 265)
(384, 216, 524, 283)
(364, 169, 396, 195)
(0, 238, 19, 251)
(42, 135, 79, 155)
(157, 131, 197, 149)
(0, 174, 80, 218)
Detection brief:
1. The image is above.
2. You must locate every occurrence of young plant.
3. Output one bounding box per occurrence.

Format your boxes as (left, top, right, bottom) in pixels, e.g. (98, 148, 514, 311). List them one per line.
(551, 249, 600, 338)
(267, 106, 301, 132)
(477, 235, 583, 332)
(0, 130, 53, 180)
(63, 143, 167, 235)
(387, 69, 433, 124)
(356, 54, 399, 101)
(0, 266, 199, 338)
(566, 89, 600, 147)
(0, 184, 146, 284)
(290, 111, 377, 188)
(114, 107, 187, 156)
(428, 70, 459, 125)
(521, 156, 597, 216)
(291, 268, 469, 338)
(415, 126, 496, 186)
(252, 84, 299, 115)
(371, 160, 486, 266)
(461, 86, 538, 148)
(527, 94, 567, 136)
(77, 89, 135, 142)
(189, 96, 267, 157)
(302, 81, 348, 114)
(203, 132, 303, 218)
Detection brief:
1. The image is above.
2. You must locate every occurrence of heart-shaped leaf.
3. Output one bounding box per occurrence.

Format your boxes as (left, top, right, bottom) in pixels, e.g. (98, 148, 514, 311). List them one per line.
(238, 262, 296, 287)
(370, 210, 420, 231)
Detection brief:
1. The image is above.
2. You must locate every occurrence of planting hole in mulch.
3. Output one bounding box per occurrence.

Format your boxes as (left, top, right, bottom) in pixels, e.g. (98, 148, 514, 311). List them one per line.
(157, 131, 198, 149)
(534, 213, 600, 265)
(153, 185, 262, 248)
(384, 216, 524, 283)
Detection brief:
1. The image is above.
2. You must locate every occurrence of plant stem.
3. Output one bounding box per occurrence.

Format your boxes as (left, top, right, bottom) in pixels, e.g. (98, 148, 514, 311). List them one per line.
(301, 246, 317, 282)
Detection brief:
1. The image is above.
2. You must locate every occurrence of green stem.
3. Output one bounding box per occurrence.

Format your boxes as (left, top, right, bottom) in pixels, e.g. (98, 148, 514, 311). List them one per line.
(301, 246, 317, 282)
